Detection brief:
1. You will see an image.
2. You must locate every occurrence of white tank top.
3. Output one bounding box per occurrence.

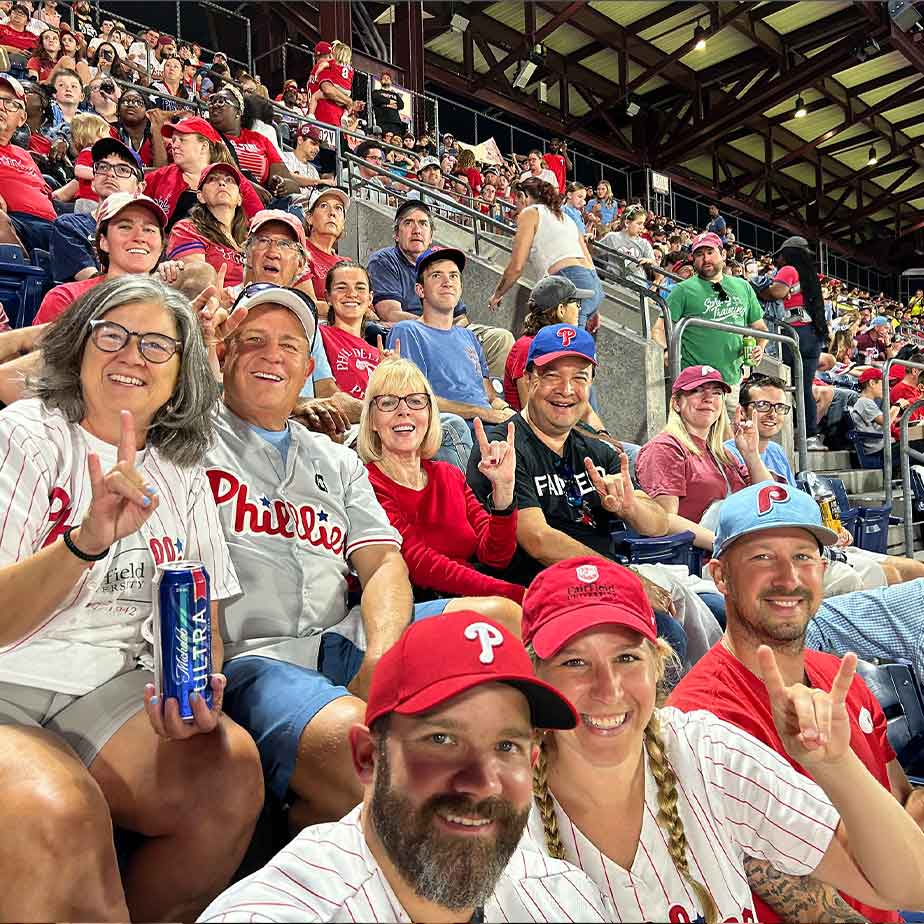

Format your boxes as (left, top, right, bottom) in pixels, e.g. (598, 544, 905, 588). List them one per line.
(525, 203, 585, 273)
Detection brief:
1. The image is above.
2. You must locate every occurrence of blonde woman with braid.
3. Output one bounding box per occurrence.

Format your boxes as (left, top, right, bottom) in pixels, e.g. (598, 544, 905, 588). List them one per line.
(521, 556, 924, 923)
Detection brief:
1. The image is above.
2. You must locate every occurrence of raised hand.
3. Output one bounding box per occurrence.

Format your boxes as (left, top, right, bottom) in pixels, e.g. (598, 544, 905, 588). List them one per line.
(144, 672, 226, 739)
(733, 404, 761, 459)
(475, 417, 516, 509)
(376, 334, 400, 360)
(757, 644, 856, 766)
(77, 410, 159, 555)
(584, 452, 636, 519)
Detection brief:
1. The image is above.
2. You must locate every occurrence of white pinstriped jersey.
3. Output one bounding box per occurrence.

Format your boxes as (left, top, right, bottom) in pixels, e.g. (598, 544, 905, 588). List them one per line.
(207, 402, 401, 667)
(525, 707, 840, 924)
(0, 399, 240, 695)
(199, 804, 614, 923)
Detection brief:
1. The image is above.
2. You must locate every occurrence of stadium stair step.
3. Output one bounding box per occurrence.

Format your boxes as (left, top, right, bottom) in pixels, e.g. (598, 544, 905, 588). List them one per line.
(806, 449, 855, 473)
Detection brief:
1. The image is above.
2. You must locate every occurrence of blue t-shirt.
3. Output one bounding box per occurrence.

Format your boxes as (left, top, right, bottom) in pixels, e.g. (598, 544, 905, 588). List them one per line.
(49, 212, 97, 283)
(249, 422, 292, 464)
(562, 204, 586, 234)
(367, 245, 467, 318)
(725, 439, 795, 486)
(585, 198, 617, 226)
(707, 214, 727, 237)
(388, 321, 489, 408)
(298, 334, 335, 398)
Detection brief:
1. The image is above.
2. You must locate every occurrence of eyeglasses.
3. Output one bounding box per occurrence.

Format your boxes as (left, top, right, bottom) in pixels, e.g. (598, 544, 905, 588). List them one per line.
(208, 96, 238, 110)
(711, 282, 729, 302)
(371, 393, 429, 412)
(89, 319, 182, 363)
(250, 235, 301, 254)
(121, 95, 145, 108)
(93, 161, 139, 179)
(745, 400, 791, 416)
(0, 96, 25, 113)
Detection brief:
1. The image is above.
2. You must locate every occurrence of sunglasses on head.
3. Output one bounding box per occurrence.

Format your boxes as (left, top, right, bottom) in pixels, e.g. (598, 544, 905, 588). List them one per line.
(230, 283, 318, 351)
(711, 282, 729, 302)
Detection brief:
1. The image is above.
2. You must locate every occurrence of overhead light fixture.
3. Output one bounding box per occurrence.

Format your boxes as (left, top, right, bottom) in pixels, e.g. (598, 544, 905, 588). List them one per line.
(794, 95, 807, 118)
(450, 13, 469, 32)
(537, 80, 548, 103)
(693, 24, 707, 51)
(513, 59, 538, 89)
(626, 100, 641, 117)
(868, 146, 878, 166)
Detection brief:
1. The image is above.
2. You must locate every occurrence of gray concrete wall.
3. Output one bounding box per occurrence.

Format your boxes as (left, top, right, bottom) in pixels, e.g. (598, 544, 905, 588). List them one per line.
(342, 199, 667, 444)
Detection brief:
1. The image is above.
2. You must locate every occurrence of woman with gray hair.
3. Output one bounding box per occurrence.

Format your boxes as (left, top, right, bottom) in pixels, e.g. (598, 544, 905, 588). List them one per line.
(0, 275, 263, 922)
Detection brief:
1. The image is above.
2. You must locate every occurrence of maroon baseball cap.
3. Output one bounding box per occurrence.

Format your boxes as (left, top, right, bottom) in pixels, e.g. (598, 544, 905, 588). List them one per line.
(364, 610, 577, 730)
(161, 116, 220, 144)
(671, 364, 731, 394)
(690, 231, 724, 253)
(522, 557, 658, 660)
(297, 124, 323, 143)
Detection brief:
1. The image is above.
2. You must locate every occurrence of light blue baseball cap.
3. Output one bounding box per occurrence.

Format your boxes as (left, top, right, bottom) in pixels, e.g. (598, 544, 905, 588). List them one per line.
(712, 481, 838, 558)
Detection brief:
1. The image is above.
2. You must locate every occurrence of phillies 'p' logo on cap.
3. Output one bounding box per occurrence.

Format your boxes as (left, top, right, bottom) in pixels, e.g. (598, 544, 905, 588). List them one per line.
(464, 621, 505, 664)
(557, 326, 577, 348)
(756, 483, 791, 516)
(576, 563, 599, 584)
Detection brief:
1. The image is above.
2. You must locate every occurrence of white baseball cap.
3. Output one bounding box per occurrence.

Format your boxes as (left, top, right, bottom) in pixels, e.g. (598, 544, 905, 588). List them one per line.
(229, 283, 317, 345)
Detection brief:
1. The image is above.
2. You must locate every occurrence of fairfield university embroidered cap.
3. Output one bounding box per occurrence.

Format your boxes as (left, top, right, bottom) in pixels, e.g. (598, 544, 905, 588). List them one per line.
(527, 323, 597, 367)
(713, 481, 839, 558)
(522, 557, 657, 658)
(364, 610, 577, 729)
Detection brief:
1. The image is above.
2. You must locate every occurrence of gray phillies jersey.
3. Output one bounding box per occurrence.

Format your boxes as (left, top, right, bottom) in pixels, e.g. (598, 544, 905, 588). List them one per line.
(206, 402, 401, 667)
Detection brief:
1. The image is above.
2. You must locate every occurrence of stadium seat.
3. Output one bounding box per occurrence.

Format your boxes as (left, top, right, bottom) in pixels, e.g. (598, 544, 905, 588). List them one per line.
(855, 659, 924, 784)
(846, 429, 884, 470)
(0, 245, 48, 328)
(610, 528, 695, 568)
(853, 503, 895, 554)
(797, 474, 859, 538)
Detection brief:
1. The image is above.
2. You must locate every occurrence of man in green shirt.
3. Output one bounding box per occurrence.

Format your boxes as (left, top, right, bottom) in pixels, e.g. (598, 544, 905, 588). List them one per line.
(654, 231, 768, 404)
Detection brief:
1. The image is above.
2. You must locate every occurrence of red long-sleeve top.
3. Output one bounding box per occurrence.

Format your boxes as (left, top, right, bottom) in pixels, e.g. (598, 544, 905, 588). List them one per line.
(366, 459, 524, 603)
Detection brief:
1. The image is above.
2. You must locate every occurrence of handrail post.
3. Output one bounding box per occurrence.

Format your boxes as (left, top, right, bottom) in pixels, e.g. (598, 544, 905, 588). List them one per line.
(899, 398, 924, 556)
(883, 357, 895, 505)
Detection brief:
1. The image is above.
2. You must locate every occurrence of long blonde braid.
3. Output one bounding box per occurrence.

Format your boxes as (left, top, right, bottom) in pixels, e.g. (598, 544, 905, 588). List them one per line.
(645, 711, 720, 924)
(532, 737, 566, 859)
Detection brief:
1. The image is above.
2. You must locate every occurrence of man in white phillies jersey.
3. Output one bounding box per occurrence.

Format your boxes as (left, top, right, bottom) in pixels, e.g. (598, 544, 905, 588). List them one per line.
(200, 609, 615, 923)
(205, 283, 438, 829)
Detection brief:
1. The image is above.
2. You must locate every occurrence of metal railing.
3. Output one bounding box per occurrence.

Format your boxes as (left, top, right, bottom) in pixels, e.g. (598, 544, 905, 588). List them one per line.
(882, 357, 924, 506)
(898, 398, 924, 557)
(669, 317, 808, 473)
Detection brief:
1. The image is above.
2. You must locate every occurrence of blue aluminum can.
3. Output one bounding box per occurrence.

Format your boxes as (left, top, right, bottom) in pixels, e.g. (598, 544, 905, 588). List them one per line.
(153, 561, 212, 721)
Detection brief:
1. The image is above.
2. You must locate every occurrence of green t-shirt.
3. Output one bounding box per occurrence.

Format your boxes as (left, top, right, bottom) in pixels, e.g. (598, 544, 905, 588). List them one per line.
(667, 274, 763, 385)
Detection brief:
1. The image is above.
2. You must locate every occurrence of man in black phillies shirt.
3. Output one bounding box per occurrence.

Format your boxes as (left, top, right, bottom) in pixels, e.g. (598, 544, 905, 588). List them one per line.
(467, 323, 686, 617)
(371, 71, 405, 136)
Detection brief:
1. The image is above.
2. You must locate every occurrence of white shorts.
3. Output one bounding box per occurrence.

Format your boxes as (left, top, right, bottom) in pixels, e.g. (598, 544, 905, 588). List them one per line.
(0, 669, 151, 767)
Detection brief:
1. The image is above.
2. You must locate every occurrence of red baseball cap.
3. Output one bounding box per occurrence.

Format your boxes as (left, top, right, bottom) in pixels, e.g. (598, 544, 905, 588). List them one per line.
(161, 116, 220, 144)
(859, 367, 883, 384)
(690, 231, 724, 253)
(889, 364, 906, 381)
(364, 610, 578, 730)
(522, 557, 658, 659)
(314, 41, 332, 55)
(672, 364, 731, 394)
(199, 161, 242, 186)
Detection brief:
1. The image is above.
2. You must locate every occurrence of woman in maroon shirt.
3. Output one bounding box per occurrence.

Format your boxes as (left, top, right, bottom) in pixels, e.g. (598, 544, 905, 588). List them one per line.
(359, 358, 526, 615)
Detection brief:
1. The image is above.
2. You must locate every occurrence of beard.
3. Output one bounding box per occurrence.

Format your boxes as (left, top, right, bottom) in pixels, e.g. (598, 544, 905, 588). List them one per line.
(370, 743, 529, 911)
(726, 573, 815, 650)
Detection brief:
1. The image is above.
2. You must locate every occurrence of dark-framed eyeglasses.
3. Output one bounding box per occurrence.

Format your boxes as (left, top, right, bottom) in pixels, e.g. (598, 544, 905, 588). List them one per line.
(745, 400, 791, 416)
(0, 96, 25, 113)
(711, 282, 729, 302)
(371, 392, 429, 413)
(89, 319, 182, 363)
(93, 161, 139, 179)
(230, 283, 318, 351)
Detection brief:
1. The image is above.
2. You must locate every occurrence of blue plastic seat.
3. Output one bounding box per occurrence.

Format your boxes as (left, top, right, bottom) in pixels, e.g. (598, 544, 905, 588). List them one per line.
(610, 528, 695, 569)
(846, 429, 885, 470)
(853, 503, 894, 554)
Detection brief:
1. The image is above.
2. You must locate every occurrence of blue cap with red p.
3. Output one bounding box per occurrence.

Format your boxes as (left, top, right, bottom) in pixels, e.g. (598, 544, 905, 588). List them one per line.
(526, 323, 597, 368)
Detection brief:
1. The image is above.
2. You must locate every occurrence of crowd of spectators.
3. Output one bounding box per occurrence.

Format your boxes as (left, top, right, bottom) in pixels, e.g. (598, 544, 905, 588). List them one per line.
(4, 4, 924, 923)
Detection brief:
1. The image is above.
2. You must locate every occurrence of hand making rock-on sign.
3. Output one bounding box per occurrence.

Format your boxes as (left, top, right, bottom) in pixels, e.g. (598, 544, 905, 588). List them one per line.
(474, 416, 516, 510)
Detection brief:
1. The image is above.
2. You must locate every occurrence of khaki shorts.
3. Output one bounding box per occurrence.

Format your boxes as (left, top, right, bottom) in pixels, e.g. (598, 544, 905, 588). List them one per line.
(0, 669, 151, 767)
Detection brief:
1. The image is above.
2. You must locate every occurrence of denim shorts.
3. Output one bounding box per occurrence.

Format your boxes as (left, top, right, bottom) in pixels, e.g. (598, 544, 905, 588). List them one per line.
(222, 599, 450, 801)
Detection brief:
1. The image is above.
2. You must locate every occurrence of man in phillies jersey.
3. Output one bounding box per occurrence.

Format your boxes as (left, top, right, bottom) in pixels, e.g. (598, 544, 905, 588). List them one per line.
(312, 39, 355, 128)
(205, 283, 421, 830)
(200, 609, 615, 923)
(670, 482, 924, 923)
(525, 555, 924, 923)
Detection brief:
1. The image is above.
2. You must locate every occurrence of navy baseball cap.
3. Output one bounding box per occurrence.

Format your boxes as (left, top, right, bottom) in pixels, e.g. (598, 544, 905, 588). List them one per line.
(527, 323, 597, 368)
(91, 137, 144, 175)
(713, 481, 838, 558)
(415, 246, 466, 280)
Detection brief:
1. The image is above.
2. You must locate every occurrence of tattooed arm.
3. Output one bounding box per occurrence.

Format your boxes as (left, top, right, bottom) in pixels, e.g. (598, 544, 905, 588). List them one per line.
(743, 857, 868, 923)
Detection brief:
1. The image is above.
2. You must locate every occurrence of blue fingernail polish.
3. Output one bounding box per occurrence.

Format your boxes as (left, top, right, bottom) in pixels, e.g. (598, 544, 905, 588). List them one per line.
(142, 495, 151, 507)
(145, 484, 158, 495)
(149, 695, 159, 705)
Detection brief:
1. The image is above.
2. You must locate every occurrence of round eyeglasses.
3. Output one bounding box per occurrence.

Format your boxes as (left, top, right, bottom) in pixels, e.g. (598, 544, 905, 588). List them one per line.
(89, 319, 182, 363)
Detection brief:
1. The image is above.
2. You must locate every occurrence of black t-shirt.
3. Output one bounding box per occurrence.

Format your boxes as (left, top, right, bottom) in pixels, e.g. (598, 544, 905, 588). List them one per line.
(467, 413, 625, 585)
(371, 88, 403, 125)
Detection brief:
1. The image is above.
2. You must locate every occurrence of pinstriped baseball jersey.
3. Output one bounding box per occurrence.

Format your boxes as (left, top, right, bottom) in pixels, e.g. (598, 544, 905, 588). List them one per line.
(525, 707, 840, 923)
(0, 399, 239, 696)
(207, 402, 401, 667)
(199, 804, 614, 922)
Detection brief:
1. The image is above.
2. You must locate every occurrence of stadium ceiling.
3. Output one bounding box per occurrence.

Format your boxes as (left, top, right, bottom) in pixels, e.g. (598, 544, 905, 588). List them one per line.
(417, 0, 924, 268)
